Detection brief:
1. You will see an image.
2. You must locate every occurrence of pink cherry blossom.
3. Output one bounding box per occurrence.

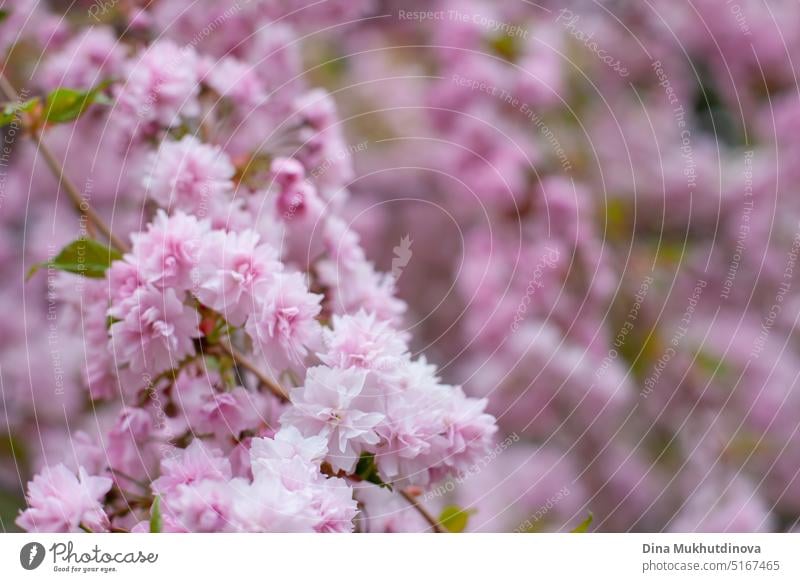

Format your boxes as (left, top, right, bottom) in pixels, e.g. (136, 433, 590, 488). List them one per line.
(245, 271, 323, 370)
(282, 366, 384, 472)
(143, 135, 235, 215)
(108, 285, 200, 374)
(16, 464, 112, 533)
(195, 229, 283, 326)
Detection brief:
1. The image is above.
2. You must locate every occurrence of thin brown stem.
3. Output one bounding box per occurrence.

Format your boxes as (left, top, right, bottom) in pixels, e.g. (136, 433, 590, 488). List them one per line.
(218, 338, 289, 402)
(399, 488, 445, 533)
(0, 73, 129, 253)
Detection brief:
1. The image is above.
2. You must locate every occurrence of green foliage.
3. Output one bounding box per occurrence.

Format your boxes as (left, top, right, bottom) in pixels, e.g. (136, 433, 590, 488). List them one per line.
(354, 452, 392, 490)
(0, 82, 112, 128)
(43, 83, 111, 123)
(27, 238, 122, 280)
(150, 497, 162, 533)
(438, 505, 475, 533)
(570, 512, 593, 533)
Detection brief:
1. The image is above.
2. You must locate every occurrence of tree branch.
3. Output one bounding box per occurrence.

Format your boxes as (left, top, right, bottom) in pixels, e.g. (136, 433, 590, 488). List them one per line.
(0, 73, 129, 253)
(399, 488, 445, 533)
(218, 338, 289, 402)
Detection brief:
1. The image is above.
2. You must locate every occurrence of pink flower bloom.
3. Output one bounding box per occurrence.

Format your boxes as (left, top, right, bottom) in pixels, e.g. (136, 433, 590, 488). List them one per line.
(250, 426, 328, 475)
(106, 408, 159, 486)
(229, 431, 358, 532)
(435, 388, 497, 477)
(162, 479, 238, 533)
(116, 40, 200, 132)
(320, 310, 408, 371)
(270, 157, 324, 222)
(108, 285, 200, 374)
(245, 271, 323, 370)
(108, 260, 144, 304)
(195, 229, 283, 326)
(317, 259, 407, 322)
(17, 464, 112, 532)
(152, 439, 233, 497)
(38, 27, 125, 91)
(282, 366, 384, 472)
(310, 477, 359, 532)
(143, 135, 235, 215)
(128, 210, 210, 291)
(178, 385, 264, 440)
(201, 55, 267, 110)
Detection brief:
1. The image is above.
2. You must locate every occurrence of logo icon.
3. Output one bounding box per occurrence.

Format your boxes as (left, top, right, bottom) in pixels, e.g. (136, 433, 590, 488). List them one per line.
(391, 235, 413, 282)
(20, 542, 45, 570)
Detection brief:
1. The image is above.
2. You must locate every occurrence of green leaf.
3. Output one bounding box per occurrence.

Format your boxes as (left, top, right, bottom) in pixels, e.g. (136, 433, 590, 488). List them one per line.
(0, 10, 9, 23)
(43, 82, 111, 124)
(354, 452, 391, 490)
(0, 97, 39, 126)
(149, 496, 162, 533)
(570, 512, 593, 533)
(438, 505, 475, 533)
(27, 238, 122, 280)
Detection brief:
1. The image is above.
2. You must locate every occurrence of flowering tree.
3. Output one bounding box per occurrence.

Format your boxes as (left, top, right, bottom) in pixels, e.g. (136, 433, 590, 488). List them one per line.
(3, 1, 496, 533)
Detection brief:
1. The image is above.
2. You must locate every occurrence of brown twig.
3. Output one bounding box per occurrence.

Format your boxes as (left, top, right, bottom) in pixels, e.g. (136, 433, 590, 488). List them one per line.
(399, 488, 445, 533)
(0, 73, 129, 253)
(218, 338, 289, 402)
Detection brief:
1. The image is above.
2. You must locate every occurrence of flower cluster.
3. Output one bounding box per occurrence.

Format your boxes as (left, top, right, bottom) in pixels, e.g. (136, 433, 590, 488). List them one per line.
(4, 0, 496, 533)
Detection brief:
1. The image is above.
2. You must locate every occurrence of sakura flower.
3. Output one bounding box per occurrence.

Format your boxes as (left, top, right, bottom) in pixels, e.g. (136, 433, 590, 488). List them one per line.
(177, 385, 264, 440)
(270, 157, 325, 222)
(108, 285, 200, 374)
(143, 135, 236, 215)
(38, 27, 125, 91)
(245, 271, 323, 370)
(194, 229, 283, 326)
(162, 479, 238, 533)
(317, 259, 407, 322)
(116, 40, 200, 131)
(230, 476, 320, 532)
(282, 366, 385, 472)
(16, 464, 112, 533)
(201, 55, 267, 110)
(250, 426, 328, 476)
(434, 388, 497, 478)
(152, 439, 233, 497)
(320, 310, 408, 372)
(108, 260, 144, 304)
(128, 210, 209, 292)
(309, 477, 359, 532)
